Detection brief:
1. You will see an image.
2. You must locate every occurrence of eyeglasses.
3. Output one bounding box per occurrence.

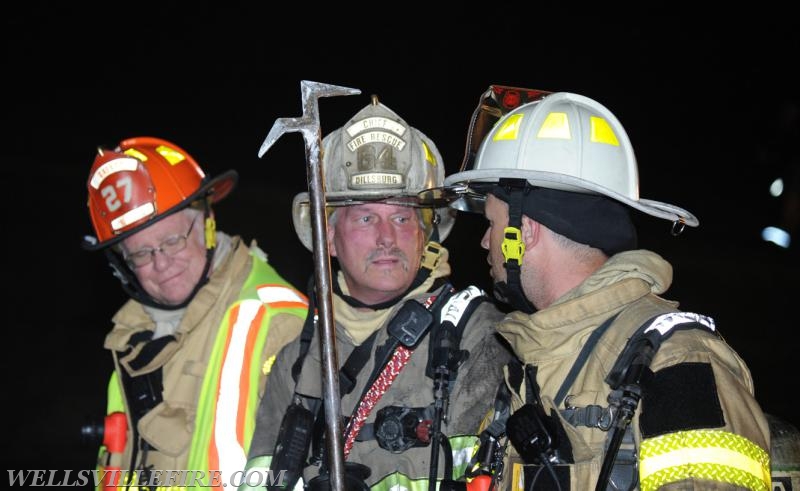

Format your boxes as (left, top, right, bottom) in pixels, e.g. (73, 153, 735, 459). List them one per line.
(124, 217, 197, 268)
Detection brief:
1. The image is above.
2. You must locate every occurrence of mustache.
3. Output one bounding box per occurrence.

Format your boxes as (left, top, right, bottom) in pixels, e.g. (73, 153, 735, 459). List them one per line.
(366, 248, 409, 267)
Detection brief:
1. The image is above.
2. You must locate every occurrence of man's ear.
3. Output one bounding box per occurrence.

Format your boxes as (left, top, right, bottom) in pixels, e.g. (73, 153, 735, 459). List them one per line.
(327, 223, 338, 257)
(521, 215, 540, 249)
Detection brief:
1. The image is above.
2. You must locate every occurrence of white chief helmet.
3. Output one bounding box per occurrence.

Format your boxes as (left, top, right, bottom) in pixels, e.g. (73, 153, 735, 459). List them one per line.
(445, 92, 698, 227)
(293, 96, 455, 250)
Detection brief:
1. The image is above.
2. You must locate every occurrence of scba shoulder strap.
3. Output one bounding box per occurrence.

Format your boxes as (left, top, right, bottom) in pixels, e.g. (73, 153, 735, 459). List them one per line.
(427, 285, 487, 380)
(114, 331, 168, 475)
(426, 286, 489, 489)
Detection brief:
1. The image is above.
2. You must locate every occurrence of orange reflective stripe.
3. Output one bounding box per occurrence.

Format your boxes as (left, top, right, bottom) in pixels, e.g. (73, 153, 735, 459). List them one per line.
(238, 304, 266, 444)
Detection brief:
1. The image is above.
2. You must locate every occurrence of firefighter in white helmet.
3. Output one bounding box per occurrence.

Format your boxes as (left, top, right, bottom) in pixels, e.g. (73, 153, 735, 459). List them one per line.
(241, 96, 512, 491)
(445, 92, 771, 490)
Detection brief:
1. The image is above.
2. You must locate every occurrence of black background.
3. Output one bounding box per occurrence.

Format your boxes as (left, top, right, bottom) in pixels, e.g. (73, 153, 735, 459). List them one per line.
(5, 6, 798, 475)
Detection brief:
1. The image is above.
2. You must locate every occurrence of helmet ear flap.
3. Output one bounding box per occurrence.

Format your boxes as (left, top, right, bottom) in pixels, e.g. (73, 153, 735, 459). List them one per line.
(431, 207, 455, 243)
(291, 193, 314, 251)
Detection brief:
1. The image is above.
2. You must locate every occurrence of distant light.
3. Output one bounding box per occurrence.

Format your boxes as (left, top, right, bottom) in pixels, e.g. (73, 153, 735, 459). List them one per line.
(769, 178, 784, 197)
(761, 226, 791, 248)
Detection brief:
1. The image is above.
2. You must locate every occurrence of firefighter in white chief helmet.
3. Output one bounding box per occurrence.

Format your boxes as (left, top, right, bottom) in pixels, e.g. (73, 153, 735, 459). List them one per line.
(241, 96, 513, 491)
(444, 91, 772, 490)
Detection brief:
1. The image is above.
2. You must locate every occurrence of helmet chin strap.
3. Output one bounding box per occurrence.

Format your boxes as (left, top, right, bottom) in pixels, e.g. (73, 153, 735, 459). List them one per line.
(106, 203, 215, 311)
(495, 179, 536, 314)
(491, 280, 533, 314)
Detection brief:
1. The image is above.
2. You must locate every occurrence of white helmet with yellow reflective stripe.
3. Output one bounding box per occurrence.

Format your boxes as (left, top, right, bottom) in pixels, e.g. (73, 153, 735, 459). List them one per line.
(292, 95, 455, 250)
(445, 92, 698, 228)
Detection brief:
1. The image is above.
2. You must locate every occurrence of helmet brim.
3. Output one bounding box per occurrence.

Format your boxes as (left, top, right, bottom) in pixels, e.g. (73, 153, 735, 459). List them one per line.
(444, 169, 698, 227)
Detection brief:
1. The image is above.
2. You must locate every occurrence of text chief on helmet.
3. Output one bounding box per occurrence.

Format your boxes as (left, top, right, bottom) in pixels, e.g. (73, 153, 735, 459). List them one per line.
(446, 92, 698, 313)
(83, 136, 236, 309)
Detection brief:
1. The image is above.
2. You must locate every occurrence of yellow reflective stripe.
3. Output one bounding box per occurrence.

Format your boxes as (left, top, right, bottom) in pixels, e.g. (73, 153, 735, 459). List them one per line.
(589, 116, 619, 146)
(451, 435, 480, 479)
(639, 430, 770, 491)
(106, 372, 125, 413)
(368, 437, 479, 491)
(511, 463, 525, 491)
(422, 141, 438, 166)
(154, 144, 187, 165)
(537, 112, 570, 139)
(493, 113, 524, 141)
(642, 447, 764, 482)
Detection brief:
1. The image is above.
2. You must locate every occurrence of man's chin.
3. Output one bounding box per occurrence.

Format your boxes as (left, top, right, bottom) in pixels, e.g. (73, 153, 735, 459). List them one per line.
(366, 277, 412, 296)
(152, 289, 192, 306)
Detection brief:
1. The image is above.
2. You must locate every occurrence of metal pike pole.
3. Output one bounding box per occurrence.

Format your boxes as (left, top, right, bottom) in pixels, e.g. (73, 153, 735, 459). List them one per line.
(258, 80, 360, 491)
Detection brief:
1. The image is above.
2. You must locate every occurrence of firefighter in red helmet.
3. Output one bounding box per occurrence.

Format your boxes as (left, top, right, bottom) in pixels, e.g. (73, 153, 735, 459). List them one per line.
(83, 136, 307, 489)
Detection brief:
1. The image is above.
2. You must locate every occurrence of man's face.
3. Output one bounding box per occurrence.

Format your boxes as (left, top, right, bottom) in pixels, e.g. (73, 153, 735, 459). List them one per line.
(328, 203, 425, 305)
(481, 194, 510, 285)
(121, 210, 206, 305)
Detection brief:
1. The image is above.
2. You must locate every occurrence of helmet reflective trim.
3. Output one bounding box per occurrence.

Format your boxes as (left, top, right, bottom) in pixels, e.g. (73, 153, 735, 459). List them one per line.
(498, 111, 620, 144)
(590, 116, 620, 145)
(537, 112, 570, 139)
(152, 144, 187, 165)
(123, 144, 189, 167)
(422, 141, 437, 165)
(89, 157, 138, 189)
(495, 114, 524, 141)
(110, 202, 155, 232)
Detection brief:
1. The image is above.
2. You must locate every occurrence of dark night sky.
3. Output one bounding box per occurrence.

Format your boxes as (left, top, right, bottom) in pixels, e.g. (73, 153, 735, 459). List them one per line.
(5, 6, 798, 472)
